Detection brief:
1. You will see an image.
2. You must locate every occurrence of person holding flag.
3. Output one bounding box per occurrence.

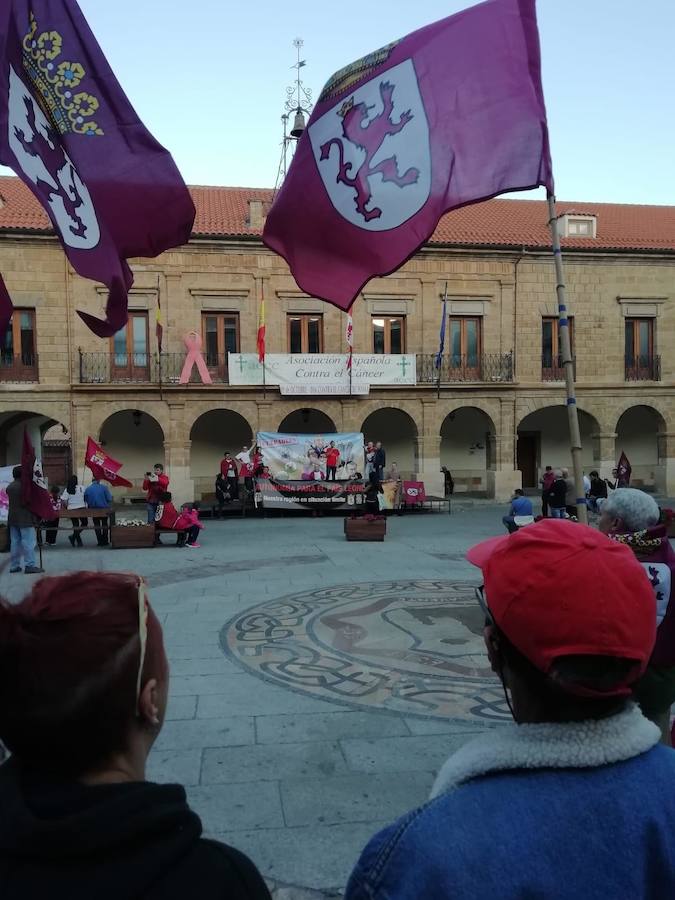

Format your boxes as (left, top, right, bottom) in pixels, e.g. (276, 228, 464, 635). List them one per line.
(616, 452, 632, 488)
(6, 465, 43, 574)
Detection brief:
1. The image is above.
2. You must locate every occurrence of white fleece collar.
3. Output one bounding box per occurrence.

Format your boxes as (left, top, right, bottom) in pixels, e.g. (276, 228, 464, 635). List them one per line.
(431, 704, 660, 800)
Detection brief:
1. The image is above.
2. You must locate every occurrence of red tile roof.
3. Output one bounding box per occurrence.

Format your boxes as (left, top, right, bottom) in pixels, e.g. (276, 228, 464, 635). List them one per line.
(1, 176, 674, 253)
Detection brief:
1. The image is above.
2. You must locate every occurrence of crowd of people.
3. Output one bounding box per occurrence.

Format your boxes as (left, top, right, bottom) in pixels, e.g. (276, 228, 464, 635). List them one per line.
(2, 508, 675, 896)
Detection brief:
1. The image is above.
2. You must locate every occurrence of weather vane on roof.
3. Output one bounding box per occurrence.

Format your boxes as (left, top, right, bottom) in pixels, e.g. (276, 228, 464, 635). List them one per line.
(276, 38, 313, 188)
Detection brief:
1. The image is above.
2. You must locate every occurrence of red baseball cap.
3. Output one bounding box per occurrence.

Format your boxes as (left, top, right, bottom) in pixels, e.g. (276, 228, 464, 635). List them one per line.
(466, 520, 656, 695)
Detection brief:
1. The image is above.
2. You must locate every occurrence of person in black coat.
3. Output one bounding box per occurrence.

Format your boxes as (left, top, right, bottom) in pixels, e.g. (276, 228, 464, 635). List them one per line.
(546, 470, 568, 518)
(373, 442, 386, 481)
(0, 572, 271, 900)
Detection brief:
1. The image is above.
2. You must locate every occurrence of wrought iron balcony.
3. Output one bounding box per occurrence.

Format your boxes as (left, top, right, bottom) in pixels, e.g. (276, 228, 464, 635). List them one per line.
(417, 352, 514, 384)
(160, 353, 231, 384)
(0, 353, 39, 383)
(541, 355, 576, 382)
(625, 355, 661, 382)
(78, 351, 232, 384)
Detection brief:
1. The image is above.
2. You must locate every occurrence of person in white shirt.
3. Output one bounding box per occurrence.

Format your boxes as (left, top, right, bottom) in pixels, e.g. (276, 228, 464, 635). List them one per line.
(60, 475, 87, 547)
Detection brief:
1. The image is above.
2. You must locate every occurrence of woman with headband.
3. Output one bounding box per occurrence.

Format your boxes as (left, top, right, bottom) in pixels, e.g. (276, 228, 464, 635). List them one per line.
(0, 572, 270, 899)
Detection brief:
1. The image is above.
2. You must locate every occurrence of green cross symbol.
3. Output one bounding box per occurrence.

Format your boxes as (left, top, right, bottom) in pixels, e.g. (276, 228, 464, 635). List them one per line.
(237, 355, 245, 373)
(398, 357, 409, 377)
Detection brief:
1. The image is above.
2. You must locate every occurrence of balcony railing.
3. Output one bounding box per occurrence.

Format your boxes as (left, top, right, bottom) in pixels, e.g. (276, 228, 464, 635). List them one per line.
(78, 352, 232, 384)
(417, 353, 514, 384)
(541, 355, 576, 382)
(0, 353, 39, 383)
(625, 355, 661, 382)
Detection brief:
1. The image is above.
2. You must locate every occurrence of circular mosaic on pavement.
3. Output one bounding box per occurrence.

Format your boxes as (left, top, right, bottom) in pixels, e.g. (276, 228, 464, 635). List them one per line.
(221, 580, 510, 723)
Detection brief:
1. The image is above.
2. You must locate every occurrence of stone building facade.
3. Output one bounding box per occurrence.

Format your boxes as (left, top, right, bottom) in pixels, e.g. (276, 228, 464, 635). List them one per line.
(1, 177, 674, 501)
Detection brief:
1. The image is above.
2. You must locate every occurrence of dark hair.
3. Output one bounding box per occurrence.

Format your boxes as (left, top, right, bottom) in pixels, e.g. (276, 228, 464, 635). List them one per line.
(12, 466, 21, 480)
(66, 475, 78, 495)
(369, 471, 380, 486)
(0, 573, 168, 776)
(161, 492, 172, 502)
(514, 489, 524, 496)
(545, 465, 552, 471)
(154, 463, 164, 471)
(589, 471, 599, 478)
(499, 630, 633, 723)
(50, 485, 60, 494)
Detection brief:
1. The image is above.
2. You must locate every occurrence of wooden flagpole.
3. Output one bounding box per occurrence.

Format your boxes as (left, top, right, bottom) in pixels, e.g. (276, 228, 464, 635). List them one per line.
(156, 275, 163, 402)
(437, 282, 448, 399)
(547, 192, 587, 525)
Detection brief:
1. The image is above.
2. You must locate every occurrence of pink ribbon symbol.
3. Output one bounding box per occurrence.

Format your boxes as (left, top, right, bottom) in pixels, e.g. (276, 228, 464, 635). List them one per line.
(179, 331, 213, 385)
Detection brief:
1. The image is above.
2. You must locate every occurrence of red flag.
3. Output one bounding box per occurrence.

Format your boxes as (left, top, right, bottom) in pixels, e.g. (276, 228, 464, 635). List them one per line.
(402, 481, 427, 505)
(346, 311, 353, 370)
(616, 452, 632, 488)
(85, 437, 133, 487)
(257, 291, 266, 364)
(263, 0, 552, 309)
(0, 2, 195, 337)
(21, 429, 53, 520)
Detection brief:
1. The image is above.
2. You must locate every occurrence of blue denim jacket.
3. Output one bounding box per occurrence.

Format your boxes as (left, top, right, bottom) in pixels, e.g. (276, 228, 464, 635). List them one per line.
(345, 712, 675, 900)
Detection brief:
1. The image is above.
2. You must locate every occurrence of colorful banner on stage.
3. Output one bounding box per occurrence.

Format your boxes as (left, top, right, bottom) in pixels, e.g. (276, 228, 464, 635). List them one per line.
(256, 432, 365, 481)
(0, 464, 15, 523)
(255, 478, 366, 511)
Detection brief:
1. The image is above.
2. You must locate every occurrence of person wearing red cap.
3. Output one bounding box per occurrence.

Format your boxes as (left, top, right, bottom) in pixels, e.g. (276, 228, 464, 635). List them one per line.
(599, 487, 675, 744)
(0, 573, 271, 900)
(345, 520, 675, 900)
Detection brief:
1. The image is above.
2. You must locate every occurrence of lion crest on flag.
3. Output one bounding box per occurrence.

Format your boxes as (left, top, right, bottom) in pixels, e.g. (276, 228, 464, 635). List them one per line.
(309, 59, 431, 232)
(319, 81, 420, 223)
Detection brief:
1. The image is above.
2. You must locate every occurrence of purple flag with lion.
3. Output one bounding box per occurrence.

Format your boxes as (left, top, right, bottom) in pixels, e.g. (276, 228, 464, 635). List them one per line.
(264, 0, 553, 309)
(0, 1, 195, 337)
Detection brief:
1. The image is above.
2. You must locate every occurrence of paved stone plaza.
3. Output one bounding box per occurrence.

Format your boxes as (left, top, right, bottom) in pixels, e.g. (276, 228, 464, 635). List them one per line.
(0, 506, 544, 895)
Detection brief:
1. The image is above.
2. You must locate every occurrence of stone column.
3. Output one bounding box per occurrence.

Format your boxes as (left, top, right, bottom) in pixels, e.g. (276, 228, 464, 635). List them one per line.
(165, 440, 194, 502)
(489, 399, 521, 501)
(657, 433, 675, 496)
(416, 400, 443, 495)
(166, 402, 193, 501)
(341, 400, 360, 433)
(256, 401, 276, 433)
(70, 401, 91, 482)
(592, 433, 618, 480)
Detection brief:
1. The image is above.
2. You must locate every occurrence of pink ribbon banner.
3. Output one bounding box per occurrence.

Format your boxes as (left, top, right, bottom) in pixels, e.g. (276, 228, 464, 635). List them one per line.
(179, 331, 213, 384)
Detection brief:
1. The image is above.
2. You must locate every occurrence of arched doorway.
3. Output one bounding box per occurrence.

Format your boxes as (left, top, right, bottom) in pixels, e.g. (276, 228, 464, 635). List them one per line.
(440, 408, 496, 496)
(190, 410, 253, 499)
(517, 406, 599, 489)
(615, 406, 665, 491)
(99, 410, 164, 487)
(361, 408, 417, 477)
(278, 408, 337, 435)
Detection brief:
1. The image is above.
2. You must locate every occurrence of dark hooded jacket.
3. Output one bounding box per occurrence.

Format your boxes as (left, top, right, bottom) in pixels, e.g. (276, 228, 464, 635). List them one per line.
(0, 760, 270, 900)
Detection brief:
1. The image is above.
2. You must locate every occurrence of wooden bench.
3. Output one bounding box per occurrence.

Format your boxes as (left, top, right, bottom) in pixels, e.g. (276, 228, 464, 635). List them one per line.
(39, 507, 115, 532)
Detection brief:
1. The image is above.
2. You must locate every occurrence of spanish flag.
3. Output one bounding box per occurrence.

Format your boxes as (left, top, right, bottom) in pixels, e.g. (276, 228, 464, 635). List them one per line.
(155, 278, 163, 353)
(257, 290, 266, 363)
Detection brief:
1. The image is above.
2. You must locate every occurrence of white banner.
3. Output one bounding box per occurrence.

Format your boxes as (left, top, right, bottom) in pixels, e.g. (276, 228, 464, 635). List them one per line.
(229, 353, 416, 395)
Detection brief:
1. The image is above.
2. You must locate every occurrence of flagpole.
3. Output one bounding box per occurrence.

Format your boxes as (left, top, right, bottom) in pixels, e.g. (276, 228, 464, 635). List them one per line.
(156, 275, 164, 402)
(437, 282, 448, 399)
(547, 192, 587, 525)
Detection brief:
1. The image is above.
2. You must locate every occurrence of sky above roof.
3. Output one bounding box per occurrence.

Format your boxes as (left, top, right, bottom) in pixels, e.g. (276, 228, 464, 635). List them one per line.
(1, 0, 673, 205)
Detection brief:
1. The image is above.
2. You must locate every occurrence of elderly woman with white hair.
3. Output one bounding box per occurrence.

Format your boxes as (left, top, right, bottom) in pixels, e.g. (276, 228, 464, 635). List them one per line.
(600, 489, 675, 743)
